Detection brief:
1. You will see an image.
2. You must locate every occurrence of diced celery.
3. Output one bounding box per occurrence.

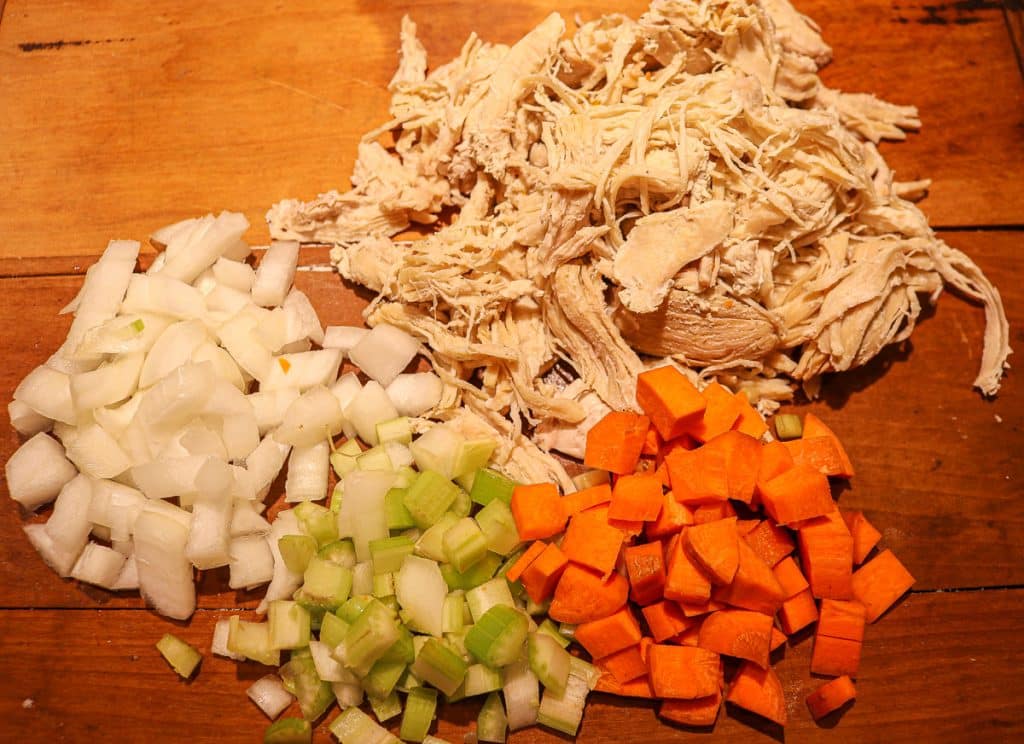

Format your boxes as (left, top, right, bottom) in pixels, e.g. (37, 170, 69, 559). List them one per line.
(381, 625, 416, 665)
(279, 654, 333, 721)
(296, 556, 352, 612)
(363, 658, 406, 700)
(571, 469, 609, 491)
(414, 512, 458, 562)
(341, 598, 401, 676)
(385, 488, 415, 530)
(335, 439, 361, 456)
(155, 633, 201, 678)
(536, 619, 570, 649)
(330, 452, 359, 478)
(295, 600, 327, 633)
(399, 686, 438, 742)
(319, 613, 350, 650)
(440, 553, 501, 592)
(369, 535, 415, 574)
(403, 470, 460, 529)
(380, 595, 400, 614)
(329, 706, 401, 744)
(464, 605, 528, 668)
(352, 561, 374, 596)
(358, 446, 393, 472)
(393, 465, 418, 489)
(525, 596, 551, 616)
(409, 425, 463, 477)
(442, 592, 465, 633)
(329, 483, 345, 516)
(263, 717, 312, 744)
(318, 539, 357, 568)
(377, 416, 412, 445)
(466, 577, 515, 622)
(411, 638, 468, 697)
(279, 534, 318, 574)
(496, 548, 526, 599)
(463, 663, 503, 697)
(451, 438, 496, 480)
(269, 600, 312, 650)
(369, 690, 402, 723)
(536, 664, 591, 737)
(469, 468, 515, 507)
(331, 680, 364, 710)
(477, 691, 508, 743)
(528, 632, 571, 696)
(442, 517, 487, 572)
(558, 623, 576, 643)
(397, 667, 422, 694)
(474, 499, 521, 556)
(228, 616, 281, 666)
(295, 501, 339, 547)
(449, 484, 472, 519)
(372, 571, 395, 598)
(444, 630, 469, 660)
(337, 594, 374, 624)
(423, 737, 452, 744)
(774, 413, 803, 440)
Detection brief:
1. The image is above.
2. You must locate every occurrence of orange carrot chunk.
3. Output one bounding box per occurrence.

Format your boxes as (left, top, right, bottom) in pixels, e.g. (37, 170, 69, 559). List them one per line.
(684, 517, 740, 585)
(659, 690, 722, 727)
(575, 607, 643, 660)
(712, 539, 785, 616)
(674, 624, 703, 647)
(772, 556, 810, 599)
(777, 588, 819, 636)
(802, 413, 855, 478)
(736, 518, 760, 535)
(665, 532, 714, 604)
(769, 626, 787, 653)
(511, 483, 566, 540)
(648, 645, 721, 699)
(635, 366, 707, 440)
(783, 437, 849, 478)
(759, 465, 835, 525)
(519, 542, 568, 604)
(642, 601, 692, 643)
(597, 644, 648, 684)
(685, 382, 742, 443)
(817, 599, 867, 642)
(678, 599, 726, 618)
(842, 510, 883, 565)
(560, 509, 624, 578)
(810, 634, 862, 677)
(549, 563, 629, 624)
(505, 541, 547, 583)
(584, 411, 650, 475)
(594, 674, 655, 698)
(645, 491, 694, 539)
(642, 426, 663, 456)
(798, 510, 854, 600)
(721, 430, 764, 503)
(698, 609, 773, 669)
(608, 472, 664, 522)
(755, 440, 794, 501)
(692, 501, 737, 525)
(742, 520, 795, 568)
(726, 661, 787, 726)
(733, 392, 769, 439)
(562, 483, 612, 516)
(624, 542, 667, 606)
(851, 549, 916, 623)
(806, 675, 857, 720)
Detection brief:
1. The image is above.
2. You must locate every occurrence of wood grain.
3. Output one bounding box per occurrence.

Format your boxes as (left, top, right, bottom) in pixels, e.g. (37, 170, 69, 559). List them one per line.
(0, 0, 1021, 269)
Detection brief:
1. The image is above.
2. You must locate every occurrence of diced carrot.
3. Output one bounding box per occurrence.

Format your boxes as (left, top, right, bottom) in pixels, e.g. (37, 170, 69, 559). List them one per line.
(639, 636, 654, 662)
(585, 503, 644, 539)
(642, 426, 663, 456)
(777, 588, 818, 635)
(810, 634, 862, 677)
(772, 556, 810, 599)
(784, 437, 849, 478)
(520, 542, 568, 604)
(684, 517, 739, 585)
(635, 366, 707, 440)
(655, 461, 672, 488)
(505, 541, 546, 583)
(802, 413, 855, 477)
(733, 392, 769, 439)
(575, 607, 643, 659)
(560, 509, 624, 578)
(678, 599, 726, 618)
(851, 549, 915, 623)
(698, 609, 773, 669)
(755, 440, 794, 501)
(769, 626, 787, 652)
(659, 690, 722, 727)
(742, 520, 795, 568)
(642, 601, 692, 642)
(665, 533, 713, 604)
(720, 430, 764, 503)
(594, 674, 655, 698)
(562, 483, 612, 516)
(511, 483, 566, 540)
(609, 472, 664, 522)
(817, 599, 867, 642)
(798, 510, 854, 600)
(674, 624, 703, 647)
(645, 491, 694, 539)
(842, 510, 882, 565)
(648, 645, 721, 699)
(686, 382, 742, 443)
(665, 447, 724, 506)
(624, 542, 666, 606)
(759, 465, 835, 525)
(726, 662, 787, 726)
(597, 644, 648, 684)
(549, 563, 629, 624)
(584, 411, 650, 475)
(692, 501, 737, 525)
(736, 518, 760, 535)
(806, 675, 856, 720)
(712, 539, 785, 616)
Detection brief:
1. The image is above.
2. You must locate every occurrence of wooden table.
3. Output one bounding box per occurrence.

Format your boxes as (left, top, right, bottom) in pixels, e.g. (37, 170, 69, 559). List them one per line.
(1, 1, 1021, 741)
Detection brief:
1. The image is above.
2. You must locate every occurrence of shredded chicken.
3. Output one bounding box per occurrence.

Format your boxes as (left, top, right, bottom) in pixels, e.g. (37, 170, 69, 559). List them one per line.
(269, 0, 1010, 472)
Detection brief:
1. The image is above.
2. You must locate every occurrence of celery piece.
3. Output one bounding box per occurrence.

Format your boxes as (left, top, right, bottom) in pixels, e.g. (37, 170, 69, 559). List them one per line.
(296, 602, 326, 633)
(263, 717, 312, 744)
(358, 446, 393, 473)
(466, 577, 515, 622)
(369, 690, 403, 723)
(329, 483, 345, 515)
(381, 626, 416, 665)
(463, 663, 503, 697)
(318, 539, 357, 568)
(337, 594, 374, 624)
(536, 666, 591, 737)
(449, 484, 472, 519)
(297, 556, 352, 612)
(228, 616, 281, 666)
(465, 605, 528, 668)
(454, 470, 476, 494)
(414, 512, 458, 562)
(571, 469, 609, 491)
(441, 553, 501, 592)
(377, 417, 413, 446)
(774, 413, 803, 440)
(393, 465, 418, 489)
(385, 488, 415, 530)
(155, 633, 201, 678)
(474, 499, 521, 556)
(496, 548, 526, 599)
(294, 501, 339, 547)
(399, 686, 438, 742)
(411, 638, 468, 697)
(363, 658, 406, 701)
(397, 667, 423, 694)
(409, 425, 463, 477)
(477, 691, 508, 743)
(369, 535, 415, 575)
(525, 596, 551, 616)
(442, 517, 487, 572)
(341, 599, 401, 676)
(269, 600, 312, 651)
(372, 571, 395, 599)
(380, 595, 400, 614)
(279, 654, 333, 721)
(528, 632, 571, 696)
(536, 618, 571, 649)
(442, 592, 466, 634)
(330, 452, 359, 479)
(403, 470, 460, 529)
(469, 468, 515, 507)
(329, 706, 401, 744)
(558, 623, 576, 643)
(319, 612, 350, 651)
(444, 630, 469, 660)
(279, 534, 318, 574)
(423, 737, 452, 744)
(331, 681, 364, 710)
(338, 439, 363, 457)
(352, 561, 374, 596)
(451, 438, 497, 480)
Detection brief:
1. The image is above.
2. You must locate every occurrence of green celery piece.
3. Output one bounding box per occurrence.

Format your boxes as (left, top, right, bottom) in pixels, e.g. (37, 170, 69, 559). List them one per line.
(384, 488, 415, 530)
(296, 601, 326, 633)
(495, 548, 526, 599)
(269, 600, 312, 651)
(536, 668, 590, 737)
(528, 632, 571, 696)
(444, 629, 469, 660)
(469, 468, 516, 507)
(296, 556, 352, 612)
(451, 438, 497, 480)
(341, 598, 401, 676)
(442, 517, 488, 572)
(414, 512, 459, 562)
(400, 686, 438, 742)
(463, 663, 503, 697)
(318, 612, 350, 650)
(525, 596, 551, 616)
(329, 707, 401, 744)
(279, 534, 318, 574)
(403, 470, 460, 529)
(380, 626, 416, 665)
(227, 616, 280, 666)
(369, 535, 415, 574)
(465, 605, 528, 669)
(774, 413, 803, 440)
(558, 623, 576, 643)
(397, 667, 423, 694)
(449, 484, 472, 519)
(318, 539, 356, 568)
(422, 737, 453, 744)
(466, 577, 515, 622)
(130, 318, 145, 333)
(474, 499, 521, 556)
(369, 690, 403, 723)
(372, 571, 395, 599)
(330, 452, 358, 479)
(536, 618, 571, 649)
(294, 502, 339, 547)
(441, 553, 501, 592)
(442, 591, 465, 634)
(379, 594, 400, 614)
(357, 446, 393, 472)
(328, 483, 344, 515)
(393, 465, 418, 489)
(263, 717, 312, 744)
(155, 633, 201, 678)
(337, 439, 362, 456)
(363, 657, 407, 700)
(477, 691, 508, 743)
(377, 416, 413, 445)
(279, 655, 333, 721)
(411, 638, 468, 697)
(337, 594, 374, 624)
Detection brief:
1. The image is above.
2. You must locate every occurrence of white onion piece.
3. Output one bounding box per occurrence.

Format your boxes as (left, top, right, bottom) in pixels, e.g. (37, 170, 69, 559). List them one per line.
(283, 289, 325, 346)
(351, 561, 373, 595)
(344, 381, 399, 446)
(212, 619, 245, 660)
(228, 534, 274, 589)
(6, 433, 78, 511)
(7, 400, 51, 437)
(275, 386, 344, 448)
(223, 238, 252, 262)
(65, 425, 132, 479)
(212, 257, 255, 292)
(257, 509, 303, 613)
(122, 274, 206, 320)
(177, 422, 229, 460)
(150, 216, 197, 248)
(503, 660, 540, 731)
(332, 682, 364, 710)
(247, 675, 294, 720)
(134, 508, 196, 620)
(204, 284, 253, 320)
(285, 441, 330, 503)
(386, 372, 444, 417)
(73, 313, 172, 358)
(71, 543, 127, 589)
(184, 460, 234, 570)
(23, 523, 79, 577)
(70, 352, 144, 413)
(13, 365, 75, 424)
(309, 640, 357, 683)
(110, 553, 139, 591)
(193, 268, 218, 296)
(251, 241, 299, 307)
(330, 373, 363, 440)
(44, 474, 93, 557)
(384, 442, 414, 470)
(245, 435, 292, 495)
(230, 500, 271, 536)
(261, 349, 342, 392)
(349, 324, 420, 387)
(342, 470, 396, 562)
(139, 320, 209, 389)
(87, 479, 145, 542)
(396, 555, 447, 637)
(322, 326, 368, 355)
(158, 211, 248, 284)
(134, 361, 216, 434)
(130, 455, 209, 500)
(59, 239, 140, 358)
(410, 424, 464, 479)
(92, 394, 143, 438)
(247, 388, 300, 435)
(216, 310, 274, 381)
(219, 412, 261, 462)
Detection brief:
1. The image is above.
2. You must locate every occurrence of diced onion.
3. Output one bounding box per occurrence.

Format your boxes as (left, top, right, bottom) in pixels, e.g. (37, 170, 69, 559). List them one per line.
(5, 433, 78, 511)
(251, 241, 299, 307)
(349, 324, 420, 387)
(246, 675, 294, 720)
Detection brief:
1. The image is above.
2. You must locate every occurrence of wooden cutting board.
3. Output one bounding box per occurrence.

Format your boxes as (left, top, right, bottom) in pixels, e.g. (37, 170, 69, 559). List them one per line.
(0, 1, 1022, 741)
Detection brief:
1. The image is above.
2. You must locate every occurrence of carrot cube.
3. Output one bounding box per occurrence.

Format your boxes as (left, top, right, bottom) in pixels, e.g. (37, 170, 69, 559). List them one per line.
(560, 509, 624, 578)
(759, 465, 835, 525)
(755, 440, 794, 500)
(810, 634, 862, 677)
(806, 675, 856, 720)
(609, 472, 664, 522)
(802, 413, 855, 477)
(698, 609, 773, 668)
(726, 662, 787, 726)
(520, 542, 568, 604)
(685, 382, 742, 443)
(635, 366, 707, 440)
(505, 541, 546, 583)
(772, 556, 809, 599)
(642, 601, 692, 642)
(549, 564, 629, 624)
(851, 549, 915, 623)
(584, 411, 650, 475)
(733, 393, 769, 439)
(665, 533, 713, 604)
(743, 520, 795, 568)
(597, 644, 648, 684)
(678, 599, 726, 618)
(648, 645, 721, 699)
(595, 674, 655, 698)
(769, 626, 787, 652)
(684, 517, 739, 585)
(659, 690, 722, 727)
(575, 607, 642, 660)
(511, 483, 566, 540)
(712, 539, 785, 616)
(645, 491, 694, 539)
(798, 510, 854, 600)
(624, 542, 666, 606)
(842, 510, 882, 565)
(777, 588, 818, 635)
(783, 437, 849, 478)
(692, 501, 737, 524)
(562, 483, 612, 516)
(817, 599, 866, 642)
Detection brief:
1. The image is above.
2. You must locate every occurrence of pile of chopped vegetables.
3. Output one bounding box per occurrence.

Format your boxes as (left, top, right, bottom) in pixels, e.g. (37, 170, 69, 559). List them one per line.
(269, 0, 1010, 486)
